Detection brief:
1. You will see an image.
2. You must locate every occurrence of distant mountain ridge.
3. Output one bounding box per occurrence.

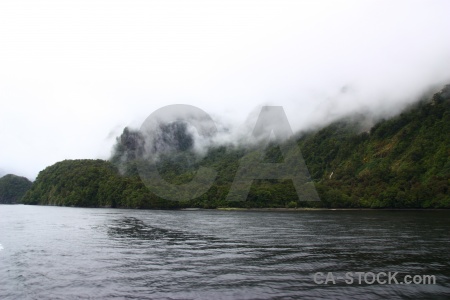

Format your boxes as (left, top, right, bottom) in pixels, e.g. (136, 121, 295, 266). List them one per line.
(21, 85, 450, 208)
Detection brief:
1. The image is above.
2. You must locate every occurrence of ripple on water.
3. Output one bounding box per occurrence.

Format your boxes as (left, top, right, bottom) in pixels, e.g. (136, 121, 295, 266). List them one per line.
(1, 207, 450, 300)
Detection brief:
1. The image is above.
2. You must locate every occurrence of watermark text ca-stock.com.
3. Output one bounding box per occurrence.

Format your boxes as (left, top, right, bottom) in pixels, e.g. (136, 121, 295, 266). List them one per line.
(313, 271, 436, 285)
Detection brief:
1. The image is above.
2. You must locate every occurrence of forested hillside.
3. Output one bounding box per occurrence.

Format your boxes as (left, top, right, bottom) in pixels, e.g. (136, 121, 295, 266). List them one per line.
(21, 160, 176, 209)
(0, 174, 32, 204)
(22, 86, 450, 208)
(301, 86, 450, 208)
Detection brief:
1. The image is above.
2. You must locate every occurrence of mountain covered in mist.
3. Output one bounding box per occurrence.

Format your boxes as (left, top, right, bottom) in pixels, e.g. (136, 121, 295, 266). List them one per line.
(0, 174, 33, 204)
(22, 86, 450, 208)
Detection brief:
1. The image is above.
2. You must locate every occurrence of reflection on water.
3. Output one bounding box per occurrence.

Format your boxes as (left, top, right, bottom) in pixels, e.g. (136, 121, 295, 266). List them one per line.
(108, 216, 223, 244)
(0, 205, 449, 300)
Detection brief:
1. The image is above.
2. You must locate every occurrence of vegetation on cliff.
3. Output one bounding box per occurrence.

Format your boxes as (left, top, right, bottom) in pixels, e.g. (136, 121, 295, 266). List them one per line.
(0, 174, 32, 204)
(22, 86, 450, 208)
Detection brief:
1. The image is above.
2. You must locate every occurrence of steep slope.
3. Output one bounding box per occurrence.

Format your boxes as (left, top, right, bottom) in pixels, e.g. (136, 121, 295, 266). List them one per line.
(22, 85, 450, 209)
(300, 85, 450, 208)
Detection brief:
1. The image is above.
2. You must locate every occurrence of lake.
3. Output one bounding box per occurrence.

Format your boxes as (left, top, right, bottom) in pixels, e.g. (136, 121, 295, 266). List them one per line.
(0, 205, 449, 299)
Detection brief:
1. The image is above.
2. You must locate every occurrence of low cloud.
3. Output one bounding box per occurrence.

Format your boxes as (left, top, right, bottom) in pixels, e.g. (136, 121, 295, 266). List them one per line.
(1, 0, 450, 179)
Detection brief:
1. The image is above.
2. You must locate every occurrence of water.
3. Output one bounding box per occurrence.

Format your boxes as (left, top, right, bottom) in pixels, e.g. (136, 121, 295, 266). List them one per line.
(0, 205, 449, 299)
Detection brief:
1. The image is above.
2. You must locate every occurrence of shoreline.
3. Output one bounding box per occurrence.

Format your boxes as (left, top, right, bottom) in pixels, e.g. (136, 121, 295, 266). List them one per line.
(209, 207, 449, 212)
(3, 204, 448, 211)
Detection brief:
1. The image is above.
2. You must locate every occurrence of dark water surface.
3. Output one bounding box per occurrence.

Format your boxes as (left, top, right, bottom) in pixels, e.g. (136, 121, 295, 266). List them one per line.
(0, 205, 449, 299)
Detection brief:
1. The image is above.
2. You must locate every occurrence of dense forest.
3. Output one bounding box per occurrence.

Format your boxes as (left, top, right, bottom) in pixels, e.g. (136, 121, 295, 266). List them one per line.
(0, 174, 32, 204)
(21, 86, 450, 209)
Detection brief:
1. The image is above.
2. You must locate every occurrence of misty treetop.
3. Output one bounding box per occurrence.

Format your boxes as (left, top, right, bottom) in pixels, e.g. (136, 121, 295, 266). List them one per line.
(21, 85, 450, 209)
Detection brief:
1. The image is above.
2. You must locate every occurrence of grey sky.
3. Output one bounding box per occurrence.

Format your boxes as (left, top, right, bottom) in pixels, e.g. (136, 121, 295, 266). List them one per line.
(1, 0, 450, 180)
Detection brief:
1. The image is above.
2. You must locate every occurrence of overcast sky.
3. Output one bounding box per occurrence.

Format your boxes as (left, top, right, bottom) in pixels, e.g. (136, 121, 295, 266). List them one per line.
(1, 0, 450, 180)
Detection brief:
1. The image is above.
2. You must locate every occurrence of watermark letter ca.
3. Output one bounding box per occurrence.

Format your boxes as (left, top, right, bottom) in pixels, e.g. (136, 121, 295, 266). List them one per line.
(137, 104, 320, 202)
